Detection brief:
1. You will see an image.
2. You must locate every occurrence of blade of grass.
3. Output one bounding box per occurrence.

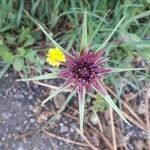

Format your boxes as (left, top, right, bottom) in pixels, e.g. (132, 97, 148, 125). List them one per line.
(16, 0, 24, 27)
(89, 10, 110, 45)
(122, 10, 150, 31)
(96, 16, 126, 51)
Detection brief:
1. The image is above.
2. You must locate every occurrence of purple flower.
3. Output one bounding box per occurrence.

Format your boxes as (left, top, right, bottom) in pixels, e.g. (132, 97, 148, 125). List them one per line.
(58, 49, 111, 98)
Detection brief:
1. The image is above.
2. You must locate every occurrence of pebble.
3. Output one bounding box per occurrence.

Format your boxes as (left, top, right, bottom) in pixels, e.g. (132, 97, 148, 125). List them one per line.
(15, 126, 22, 131)
(91, 133, 99, 146)
(2, 112, 12, 119)
(59, 124, 68, 133)
(30, 118, 36, 123)
(70, 127, 75, 133)
(17, 146, 24, 150)
(54, 94, 65, 109)
(28, 95, 33, 100)
(28, 105, 33, 111)
(90, 114, 99, 125)
(138, 102, 146, 115)
(14, 93, 24, 99)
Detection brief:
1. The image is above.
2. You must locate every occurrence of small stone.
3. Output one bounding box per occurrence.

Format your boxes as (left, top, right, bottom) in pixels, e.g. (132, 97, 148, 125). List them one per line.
(17, 146, 24, 150)
(63, 120, 68, 124)
(15, 126, 22, 131)
(30, 118, 36, 123)
(2, 137, 5, 141)
(90, 114, 99, 125)
(28, 105, 33, 111)
(70, 127, 75, 133)
(32, 106, 40, 114)
(138, 103, 146, 115)
(12, 88, 17, 93)
(28, 95, 33, 100)
(17, 102, 22, 107)
(37, 111, 51, 124)
(70, 123, 77, 128)
(54, 94, 65, 109)
(24, 120, 28, 125)
(91, 133, 99, 146)
(2, 112, 12, 120)
(59, 124, 68, 133)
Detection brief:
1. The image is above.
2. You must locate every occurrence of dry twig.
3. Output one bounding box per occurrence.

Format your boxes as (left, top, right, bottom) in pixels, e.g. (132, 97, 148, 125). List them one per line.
(110, 107, 117, 150)
(145, 88, 150, 149)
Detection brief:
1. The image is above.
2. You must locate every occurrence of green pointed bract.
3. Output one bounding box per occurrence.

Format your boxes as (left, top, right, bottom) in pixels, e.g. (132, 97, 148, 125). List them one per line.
(93, 85, 130, 125)
(78, 87, 86, 133)
(41, 80, 70, 106)
(111, 67, 146, 73)
(17, 72, 58, 81)
(38, 24, 66, 53)
(24, 10, 71, 56)
(80, 10, 88, 51)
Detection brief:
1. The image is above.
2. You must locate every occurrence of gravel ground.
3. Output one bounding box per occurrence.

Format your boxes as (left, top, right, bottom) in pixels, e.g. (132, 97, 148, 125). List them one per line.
(0, 72, 87, 150)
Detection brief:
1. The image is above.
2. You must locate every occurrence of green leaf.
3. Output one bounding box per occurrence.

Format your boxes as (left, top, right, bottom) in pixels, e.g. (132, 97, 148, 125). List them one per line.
(17, 47, 26, 56)
(3, 51, 14, 63)
(93, 86, 130, 125)
(13, 57, 24, 71)
(23, 35, 34, 47)
(25, 50, 37, 63)
(0, 64, 11, 79)
(96, 16, 126, 51)
(80, 10, 88, 51)
(93, 94, 108, 112)
(17, 72, 58, 81)
(79, 87, 86, 133)
(0, 44, 9, 56)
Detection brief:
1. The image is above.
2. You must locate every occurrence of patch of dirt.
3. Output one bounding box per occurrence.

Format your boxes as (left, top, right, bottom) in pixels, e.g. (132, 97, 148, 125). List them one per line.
(0, 72, 85, 150)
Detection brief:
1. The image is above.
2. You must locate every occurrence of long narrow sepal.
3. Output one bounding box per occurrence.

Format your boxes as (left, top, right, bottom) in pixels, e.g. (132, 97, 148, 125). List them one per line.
(41, 79, 71, 106)
(80, 9, 88, 52)
(78, 86, 86, 133)
(17, 72, 58, 82)
(92, 84, 130, 125)
(24, 10, 71, 57)
(111, 67, 146, 73)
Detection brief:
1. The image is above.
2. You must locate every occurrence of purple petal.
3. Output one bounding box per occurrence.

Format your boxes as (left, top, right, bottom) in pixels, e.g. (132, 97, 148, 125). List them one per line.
(84, 82, 91, 92)
(71, 48, 79, 59)
(94, 49, 104, 60)
(58, 69, 73, 79)
(91, 57, 109, 67)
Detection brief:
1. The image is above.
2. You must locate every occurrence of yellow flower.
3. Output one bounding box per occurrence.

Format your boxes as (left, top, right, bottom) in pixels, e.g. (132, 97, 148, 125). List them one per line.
(47, 47, 66, 67)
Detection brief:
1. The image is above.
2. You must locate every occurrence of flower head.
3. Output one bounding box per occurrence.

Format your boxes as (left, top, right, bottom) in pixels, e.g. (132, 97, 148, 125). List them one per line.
(47, 47, 66, 67)
(58, 49, 111, 95)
